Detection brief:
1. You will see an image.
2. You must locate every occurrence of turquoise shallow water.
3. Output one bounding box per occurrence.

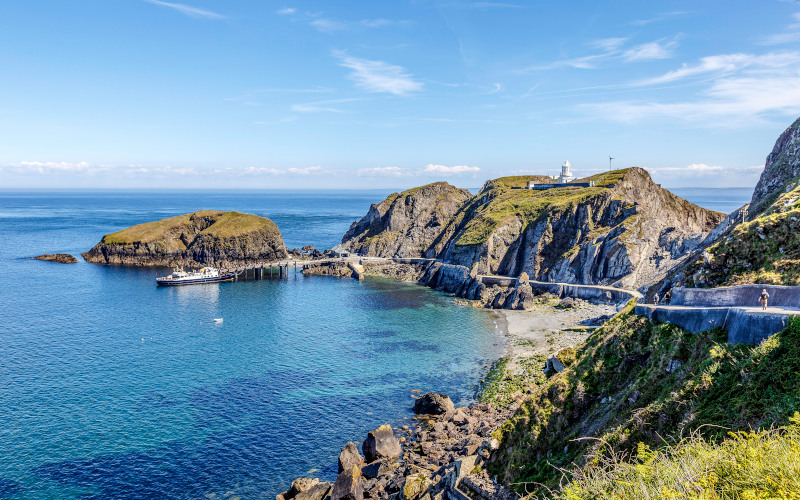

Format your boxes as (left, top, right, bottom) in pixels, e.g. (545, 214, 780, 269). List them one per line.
(0, 187, 751, 499)
(0, 191, 505, 499)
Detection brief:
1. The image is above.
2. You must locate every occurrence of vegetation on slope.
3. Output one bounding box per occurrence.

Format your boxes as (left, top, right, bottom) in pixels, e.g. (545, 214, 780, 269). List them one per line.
(686, 182, 800, 287)
(490, 308, 800, 497)
(455, 170, 635, 247)
(559, 419, 800, 499)
(102, 210, 278, 245)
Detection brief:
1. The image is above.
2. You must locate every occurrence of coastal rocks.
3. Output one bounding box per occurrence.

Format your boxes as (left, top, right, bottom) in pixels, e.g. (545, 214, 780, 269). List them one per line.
(34, 253, 78, 264)
(342, 168, 725, 291)
(331, 466, 364, 500)
(339, 442, 365, 473)
(413, 393, 455, 416)
(280, 395, 519, 500)
(362, 425, 402, 463)
(82, 210, 287, 267)
(340, 182, 472, 258)
(419, 262, 484, 300)
(277, 478, 332, 500)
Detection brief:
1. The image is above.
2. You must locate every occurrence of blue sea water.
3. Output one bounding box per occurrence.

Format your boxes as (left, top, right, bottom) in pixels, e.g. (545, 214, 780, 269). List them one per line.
(0, 187, 752, 499)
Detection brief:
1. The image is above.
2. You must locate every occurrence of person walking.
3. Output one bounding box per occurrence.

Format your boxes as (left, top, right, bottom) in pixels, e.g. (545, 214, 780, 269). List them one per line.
(759, 288, 769, 310)
(653, 293, 659, 305)
(664, 290, 671, 305)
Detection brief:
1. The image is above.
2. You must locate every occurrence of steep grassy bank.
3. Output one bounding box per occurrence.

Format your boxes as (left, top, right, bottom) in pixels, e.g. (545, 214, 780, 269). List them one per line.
(489, 308, 800, 496)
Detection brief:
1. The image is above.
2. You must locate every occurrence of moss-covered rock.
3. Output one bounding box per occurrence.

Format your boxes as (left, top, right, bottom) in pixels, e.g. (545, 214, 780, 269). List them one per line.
(82, 210, 287, 266)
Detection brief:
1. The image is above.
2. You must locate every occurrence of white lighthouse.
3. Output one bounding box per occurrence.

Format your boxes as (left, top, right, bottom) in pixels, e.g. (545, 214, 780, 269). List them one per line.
(557, 161, 575, 184)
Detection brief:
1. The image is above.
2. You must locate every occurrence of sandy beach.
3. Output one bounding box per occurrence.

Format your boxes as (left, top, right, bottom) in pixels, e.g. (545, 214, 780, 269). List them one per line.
(498, 301, 619, 372)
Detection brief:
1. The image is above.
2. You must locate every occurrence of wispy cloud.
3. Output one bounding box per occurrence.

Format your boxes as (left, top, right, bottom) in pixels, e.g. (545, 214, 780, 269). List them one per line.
(633, 51, 800, 86)
(424, 164, 480, 174)
(1, 162, 334, 178)
(631, 11, 693, 26)
(648, 163, 764, 178)
(357, 166, 412, 177)
(525, 36, 680, 71)
(579, 52, 800, 125)
(142, 0, 225, 20)
(310, 18, 347, 32)
(759, 12, 800, 45)
(276, 7, 296, 15)
(291, 104, 344, 113)
(623, 39, 679, 62)
(334, 51, 423, 95)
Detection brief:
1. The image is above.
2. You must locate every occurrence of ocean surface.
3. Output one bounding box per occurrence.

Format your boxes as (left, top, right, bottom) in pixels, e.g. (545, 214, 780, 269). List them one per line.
(0, 187, 752, 499)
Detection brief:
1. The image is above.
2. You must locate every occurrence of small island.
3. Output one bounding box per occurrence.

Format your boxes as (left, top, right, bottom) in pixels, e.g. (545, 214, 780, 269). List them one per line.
(82, 210, 288, 267)
(34, 253, 78, 264)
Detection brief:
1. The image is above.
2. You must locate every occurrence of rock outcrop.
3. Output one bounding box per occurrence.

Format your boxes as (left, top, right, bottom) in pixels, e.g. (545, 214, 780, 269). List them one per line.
(751, 116, 800, 214)
(340, 182, 472, 258)
(34, 253, 78, 264)
(82, 210, 287, 267)
(343, 169, 725, 291)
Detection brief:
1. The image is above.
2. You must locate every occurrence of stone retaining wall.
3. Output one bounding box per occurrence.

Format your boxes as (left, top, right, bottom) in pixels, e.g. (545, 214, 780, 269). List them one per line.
(672, 284, 800, 308)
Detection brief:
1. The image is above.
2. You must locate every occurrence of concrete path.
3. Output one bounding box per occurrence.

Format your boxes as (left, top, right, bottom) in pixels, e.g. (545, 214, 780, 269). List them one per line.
(635, 303, 800, 344)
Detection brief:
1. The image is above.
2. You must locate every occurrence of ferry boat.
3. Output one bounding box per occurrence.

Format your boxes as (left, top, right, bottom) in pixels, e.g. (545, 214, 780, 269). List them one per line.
(156, 267, 236, 286)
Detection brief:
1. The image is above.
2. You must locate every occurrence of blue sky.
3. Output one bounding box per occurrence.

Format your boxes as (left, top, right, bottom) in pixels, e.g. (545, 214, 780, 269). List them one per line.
(1, 0, 799, 189)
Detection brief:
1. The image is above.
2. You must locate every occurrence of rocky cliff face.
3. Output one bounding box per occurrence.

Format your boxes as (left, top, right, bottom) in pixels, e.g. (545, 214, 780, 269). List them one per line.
(340, 182, 472, 258)
(751, 117, 800, 213)
(342, 169, 724, 290)
(82, 210, 287, 266)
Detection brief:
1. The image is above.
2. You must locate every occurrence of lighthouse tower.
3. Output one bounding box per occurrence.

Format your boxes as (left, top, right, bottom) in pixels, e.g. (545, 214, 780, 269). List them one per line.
(558, 161, 575, 184)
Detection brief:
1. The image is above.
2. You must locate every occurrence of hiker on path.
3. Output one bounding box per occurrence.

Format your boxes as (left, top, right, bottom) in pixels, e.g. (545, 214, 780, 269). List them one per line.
(759, 288, 769, 310)
(653, 293, 659, 305)
(664, 290, 671, 305)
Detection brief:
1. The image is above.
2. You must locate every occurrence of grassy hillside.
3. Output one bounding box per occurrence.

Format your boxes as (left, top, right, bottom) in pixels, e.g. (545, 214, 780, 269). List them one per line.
(687, 182, 800, 287)
(102, 210, 276, 245)
(490, 306, 800, 496)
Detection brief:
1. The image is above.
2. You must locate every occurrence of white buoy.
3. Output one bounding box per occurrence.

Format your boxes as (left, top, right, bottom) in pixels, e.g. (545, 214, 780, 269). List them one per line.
(213, 318, 223, 323)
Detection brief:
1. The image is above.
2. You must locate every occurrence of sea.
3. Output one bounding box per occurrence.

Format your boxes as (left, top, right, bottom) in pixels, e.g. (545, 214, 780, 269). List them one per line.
(0, 187, 752, 499)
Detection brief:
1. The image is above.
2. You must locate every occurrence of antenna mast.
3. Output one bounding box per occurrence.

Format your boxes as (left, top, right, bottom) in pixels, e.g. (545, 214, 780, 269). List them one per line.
(609, 155, 615, 171)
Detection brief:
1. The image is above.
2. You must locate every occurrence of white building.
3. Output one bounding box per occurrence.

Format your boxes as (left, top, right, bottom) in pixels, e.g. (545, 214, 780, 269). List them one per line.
(557, 161, 575, 184)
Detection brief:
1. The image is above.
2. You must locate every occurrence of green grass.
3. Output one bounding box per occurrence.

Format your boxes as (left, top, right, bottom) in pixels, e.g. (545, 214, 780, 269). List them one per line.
(687, 184, 800, 287)
(479, 356, 548, 409)
(490, 310, 800, 497)
(558, 418, 800, 500)
(102, 210, 274, 245)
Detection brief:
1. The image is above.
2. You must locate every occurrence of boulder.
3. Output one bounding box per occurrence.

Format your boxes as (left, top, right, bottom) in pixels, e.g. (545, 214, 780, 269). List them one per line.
(362, 424, 402, 463)
(34, 253, 78, 264)
(546, 354, 566, 373)
(413, 393, 455, 416)
(331, 465, 364, 500)
(295, 482, 332, 500)
(401, 473, 431, 500)
(339, 442, 365, 473)
(361, 460, 394, 479)
(288, 478, 319, 498)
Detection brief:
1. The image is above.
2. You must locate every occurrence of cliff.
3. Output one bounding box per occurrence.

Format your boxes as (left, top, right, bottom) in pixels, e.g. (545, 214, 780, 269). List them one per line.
(342, 169, 724, 290)
(340, 182, 472, 258)
(750, 116, 800, 214)
(680, 117, 800, 287)
(82, 210, 287, 266)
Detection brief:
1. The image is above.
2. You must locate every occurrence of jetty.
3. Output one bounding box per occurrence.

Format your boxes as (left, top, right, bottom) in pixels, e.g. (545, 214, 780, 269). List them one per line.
(220, 256, 434, 280)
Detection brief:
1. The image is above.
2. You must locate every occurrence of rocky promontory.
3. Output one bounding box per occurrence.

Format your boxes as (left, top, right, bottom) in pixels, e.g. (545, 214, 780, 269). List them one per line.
(34, 253, 78, 264)
(342, 168, 725, 291)
(82, 210, 288, 267)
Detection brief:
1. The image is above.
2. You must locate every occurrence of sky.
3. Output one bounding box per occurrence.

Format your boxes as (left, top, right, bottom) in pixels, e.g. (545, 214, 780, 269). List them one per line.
(1, 0, 800, 190)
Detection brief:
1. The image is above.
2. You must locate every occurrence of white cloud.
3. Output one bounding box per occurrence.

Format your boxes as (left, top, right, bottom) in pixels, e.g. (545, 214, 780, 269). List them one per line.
(357, 166, 412, 177)
(588, 37, 628, 52)
(277, 7, 296, 15)
(291, 104, 343, 113)
(310, 18, 347, 32)
(635, 52, 800, 86)
(759, 12, 800, 45)
(1, 162, 332, 179)
(424, 164, 480, 174)
(334, 52, 423, 95)
(647, 163, 764, 179)
(623, 40, 678, 62)
(630, 11, 693, 26)
(142, 0, 225, 20)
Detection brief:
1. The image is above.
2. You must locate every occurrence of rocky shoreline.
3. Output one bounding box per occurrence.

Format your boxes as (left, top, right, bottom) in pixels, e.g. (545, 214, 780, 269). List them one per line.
(277, 393, 521, 500)
(278, 263, 626, 500)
